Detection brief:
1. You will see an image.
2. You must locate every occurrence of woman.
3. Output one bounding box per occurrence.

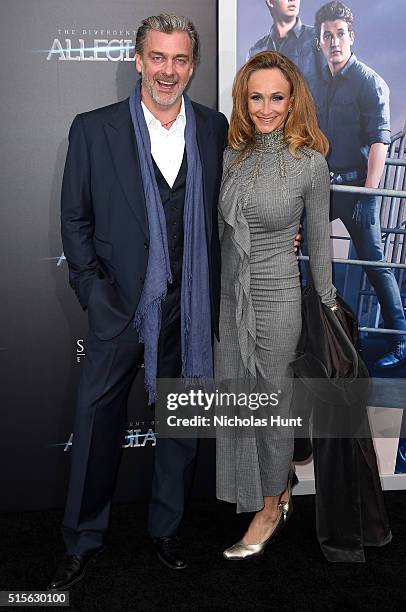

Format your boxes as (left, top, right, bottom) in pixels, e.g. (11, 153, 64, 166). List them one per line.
(215, 51, 336, 560)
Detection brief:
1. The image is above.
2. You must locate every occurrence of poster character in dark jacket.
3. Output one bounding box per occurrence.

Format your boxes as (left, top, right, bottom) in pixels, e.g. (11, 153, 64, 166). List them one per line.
(314, 0, 406, 368)
(248, 0, 324, 98)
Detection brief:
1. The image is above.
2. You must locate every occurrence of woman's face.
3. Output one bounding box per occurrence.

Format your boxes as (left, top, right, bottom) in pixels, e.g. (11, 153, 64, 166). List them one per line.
(247, 68, 293, 133)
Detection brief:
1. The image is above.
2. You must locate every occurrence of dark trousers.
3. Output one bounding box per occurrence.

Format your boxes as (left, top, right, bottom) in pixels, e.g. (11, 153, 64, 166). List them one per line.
(62, 301, 198, 554)
(330, 187, 406, 336)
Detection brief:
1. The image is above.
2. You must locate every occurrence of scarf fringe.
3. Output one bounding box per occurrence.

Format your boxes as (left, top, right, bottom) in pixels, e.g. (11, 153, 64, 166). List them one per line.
(180, 374, 215, 395)
(133, 292, 165, 342)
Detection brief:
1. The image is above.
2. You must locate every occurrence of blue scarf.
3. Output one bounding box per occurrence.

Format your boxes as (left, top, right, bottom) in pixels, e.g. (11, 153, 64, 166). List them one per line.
(129, 81, 213, 403)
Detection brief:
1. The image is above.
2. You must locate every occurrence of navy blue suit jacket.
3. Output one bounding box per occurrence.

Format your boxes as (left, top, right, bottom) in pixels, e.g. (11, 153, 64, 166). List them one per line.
(61, 97, 228, 340)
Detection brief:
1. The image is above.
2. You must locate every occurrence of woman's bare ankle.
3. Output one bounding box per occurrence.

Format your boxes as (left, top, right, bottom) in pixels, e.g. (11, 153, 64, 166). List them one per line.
(260, 506, 280, 521)
(243, 510, 281, 544)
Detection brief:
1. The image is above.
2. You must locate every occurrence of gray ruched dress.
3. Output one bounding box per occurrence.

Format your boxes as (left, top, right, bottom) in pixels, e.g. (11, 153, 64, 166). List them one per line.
(215, 128, 336, 513)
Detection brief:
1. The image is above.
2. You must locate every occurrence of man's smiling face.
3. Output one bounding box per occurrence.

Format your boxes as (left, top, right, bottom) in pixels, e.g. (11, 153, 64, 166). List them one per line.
(135, 29, 194, 109)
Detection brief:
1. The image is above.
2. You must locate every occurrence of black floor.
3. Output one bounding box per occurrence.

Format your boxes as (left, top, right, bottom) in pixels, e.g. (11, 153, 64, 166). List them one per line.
(1, 492, 406, 611)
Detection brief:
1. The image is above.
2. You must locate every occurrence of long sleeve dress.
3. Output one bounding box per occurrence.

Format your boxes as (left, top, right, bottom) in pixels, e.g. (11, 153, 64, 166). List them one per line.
(215, 127, 336, 513)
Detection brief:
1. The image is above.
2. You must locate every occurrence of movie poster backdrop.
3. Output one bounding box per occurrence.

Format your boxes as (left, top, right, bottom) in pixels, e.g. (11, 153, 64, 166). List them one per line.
(218, 0, 406, 480)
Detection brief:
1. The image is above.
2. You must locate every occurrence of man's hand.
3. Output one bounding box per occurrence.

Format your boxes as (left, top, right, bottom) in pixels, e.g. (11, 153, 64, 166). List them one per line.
(294, 228, 302, 254)
(352, 194, 376, 229)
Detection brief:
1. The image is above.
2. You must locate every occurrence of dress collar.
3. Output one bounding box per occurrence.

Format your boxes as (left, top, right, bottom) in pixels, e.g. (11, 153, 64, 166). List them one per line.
(254, 126, 286, 152)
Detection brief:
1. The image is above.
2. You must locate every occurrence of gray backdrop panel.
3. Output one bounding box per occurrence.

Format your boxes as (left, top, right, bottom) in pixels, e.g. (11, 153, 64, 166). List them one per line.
(0, 0, 217, 512)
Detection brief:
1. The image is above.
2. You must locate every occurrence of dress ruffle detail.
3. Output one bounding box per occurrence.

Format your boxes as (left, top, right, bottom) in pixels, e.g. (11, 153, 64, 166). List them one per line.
(219, 151, 257, 380)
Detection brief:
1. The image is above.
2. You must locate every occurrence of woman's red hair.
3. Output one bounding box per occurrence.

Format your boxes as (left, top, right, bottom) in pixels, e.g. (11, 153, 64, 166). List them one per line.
(228, 51, 329, 158)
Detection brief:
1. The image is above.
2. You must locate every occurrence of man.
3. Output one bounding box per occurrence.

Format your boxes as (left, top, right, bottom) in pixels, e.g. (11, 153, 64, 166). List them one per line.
(48, 14, 228, 589)
(248, 0, 324, 98)
(314, 1, 406, 368)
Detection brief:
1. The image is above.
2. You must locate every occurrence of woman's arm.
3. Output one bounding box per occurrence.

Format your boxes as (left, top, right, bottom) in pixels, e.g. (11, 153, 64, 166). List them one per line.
(304, 152, 336, 308)
(218, 147, 234, 242)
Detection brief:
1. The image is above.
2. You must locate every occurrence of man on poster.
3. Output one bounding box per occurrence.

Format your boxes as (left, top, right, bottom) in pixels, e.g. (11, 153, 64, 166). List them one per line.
(47, 13, 228, 589)
(314, 0, 406, 368)
(248, 0, 324, 97)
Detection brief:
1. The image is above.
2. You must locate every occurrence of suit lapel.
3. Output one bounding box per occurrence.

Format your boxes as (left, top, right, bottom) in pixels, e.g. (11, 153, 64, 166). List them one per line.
(103, 100, 215, 244)
(194, 104, 215, 244)
(104, 100, 148, 240)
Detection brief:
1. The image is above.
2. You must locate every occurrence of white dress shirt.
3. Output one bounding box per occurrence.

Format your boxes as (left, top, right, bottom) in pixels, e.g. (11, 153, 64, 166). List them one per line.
(141, 98, 186, 188)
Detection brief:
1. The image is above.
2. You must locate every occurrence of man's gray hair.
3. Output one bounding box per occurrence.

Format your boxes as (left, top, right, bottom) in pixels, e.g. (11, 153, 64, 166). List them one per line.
(135, 14, 200, 65)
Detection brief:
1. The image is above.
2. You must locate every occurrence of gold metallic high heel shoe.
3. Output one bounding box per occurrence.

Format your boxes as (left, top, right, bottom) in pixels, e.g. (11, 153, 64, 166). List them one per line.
(223, 504, 285, 561)
(223, 469, 296, 561)
(279, 467, 295, 524)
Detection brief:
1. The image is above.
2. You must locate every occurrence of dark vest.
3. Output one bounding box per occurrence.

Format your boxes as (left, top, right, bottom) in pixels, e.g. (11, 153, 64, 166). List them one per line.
(152, 150, 187, 323)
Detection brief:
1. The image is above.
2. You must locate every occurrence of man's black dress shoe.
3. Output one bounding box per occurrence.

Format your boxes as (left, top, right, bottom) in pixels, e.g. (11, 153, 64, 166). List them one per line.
(46, 550, 102, 591)
(153, 536, 188, 570)
(375, 340, 406, 369)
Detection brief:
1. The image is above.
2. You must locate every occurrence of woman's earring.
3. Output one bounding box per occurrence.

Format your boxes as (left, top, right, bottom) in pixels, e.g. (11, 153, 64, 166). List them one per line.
(288, 106, 293, 114)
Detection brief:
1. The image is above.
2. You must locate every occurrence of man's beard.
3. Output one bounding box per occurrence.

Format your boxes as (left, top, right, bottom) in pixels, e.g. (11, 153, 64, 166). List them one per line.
(141, 69, 187, 107)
